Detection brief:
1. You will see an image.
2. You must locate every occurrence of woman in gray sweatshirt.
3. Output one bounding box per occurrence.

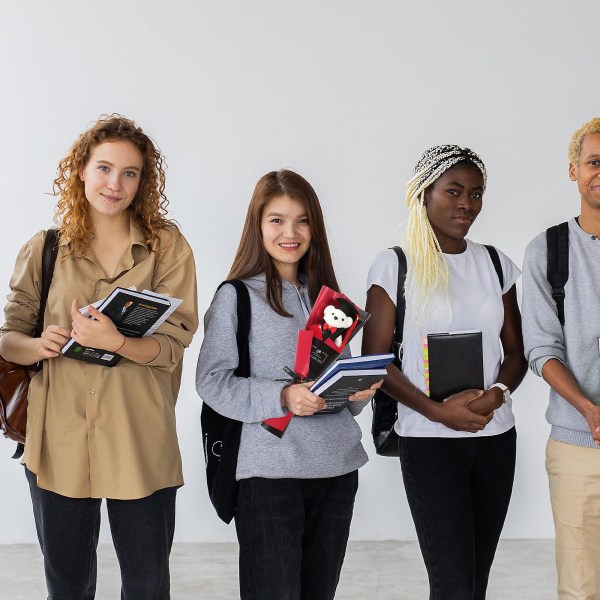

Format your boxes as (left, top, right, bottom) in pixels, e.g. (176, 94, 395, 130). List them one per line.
(196, 169, 376, 600)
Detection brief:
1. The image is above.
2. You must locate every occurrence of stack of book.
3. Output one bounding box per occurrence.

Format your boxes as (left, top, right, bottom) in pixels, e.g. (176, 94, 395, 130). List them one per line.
(310, 353, 394, 414)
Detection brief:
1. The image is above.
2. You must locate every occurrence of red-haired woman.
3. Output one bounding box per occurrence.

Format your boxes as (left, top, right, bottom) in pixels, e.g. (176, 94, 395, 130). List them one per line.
(196, 169, 378, 600)
(0, 115, 198, 599)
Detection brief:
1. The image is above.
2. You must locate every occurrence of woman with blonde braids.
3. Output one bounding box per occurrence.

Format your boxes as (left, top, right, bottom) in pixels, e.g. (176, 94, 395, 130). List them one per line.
(0, 115, 198, 599)
(362, 145, 526, 599)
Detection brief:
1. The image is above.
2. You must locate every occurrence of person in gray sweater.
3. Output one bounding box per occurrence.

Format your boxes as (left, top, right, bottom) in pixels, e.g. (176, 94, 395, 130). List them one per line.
(196, 169, 378, 600)
(522, 117, 600, 599)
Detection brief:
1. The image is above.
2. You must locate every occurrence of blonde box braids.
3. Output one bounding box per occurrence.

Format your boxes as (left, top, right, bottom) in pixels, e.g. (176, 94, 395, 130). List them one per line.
(404, 144, 487, 326)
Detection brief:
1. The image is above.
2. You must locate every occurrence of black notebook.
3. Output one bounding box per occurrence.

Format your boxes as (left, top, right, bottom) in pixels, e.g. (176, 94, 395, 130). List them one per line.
(425, 331, 484, 402)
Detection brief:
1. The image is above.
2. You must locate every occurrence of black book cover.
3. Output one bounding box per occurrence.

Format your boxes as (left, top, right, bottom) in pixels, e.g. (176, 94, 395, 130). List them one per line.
(312, 370, 387, 415)
(61, 288, 171, 367)
(427, 331, 484, 402)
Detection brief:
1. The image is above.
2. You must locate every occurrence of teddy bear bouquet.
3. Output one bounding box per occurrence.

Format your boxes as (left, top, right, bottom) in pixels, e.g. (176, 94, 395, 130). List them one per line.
(261, 286, 370, 437)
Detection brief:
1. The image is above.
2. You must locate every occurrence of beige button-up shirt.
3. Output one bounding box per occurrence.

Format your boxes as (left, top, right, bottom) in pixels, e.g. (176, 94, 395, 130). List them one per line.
(1, 222, 198, 499)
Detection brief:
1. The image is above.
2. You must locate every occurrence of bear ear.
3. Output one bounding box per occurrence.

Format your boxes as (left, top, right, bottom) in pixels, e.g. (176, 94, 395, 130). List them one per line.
(335, 298, 357, 320)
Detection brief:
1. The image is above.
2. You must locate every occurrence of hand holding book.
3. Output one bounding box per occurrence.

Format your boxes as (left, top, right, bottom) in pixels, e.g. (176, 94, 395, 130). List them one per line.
(278, 372, 384, 418)
(262, 286, 372, 437)
(309, 353, 393, 414)
(431, 389, 492, 433)
(349, 379, 383, 401)
(280, 382, 326, 416)
(423, 330, 493, 433)
(62, 287, 182, 367)
(70, 299, 126, 355)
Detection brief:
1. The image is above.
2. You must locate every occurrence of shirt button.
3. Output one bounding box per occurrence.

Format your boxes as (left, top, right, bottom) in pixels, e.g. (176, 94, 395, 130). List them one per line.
(90, 388, 96, 394)
(90, 424, 96, 429)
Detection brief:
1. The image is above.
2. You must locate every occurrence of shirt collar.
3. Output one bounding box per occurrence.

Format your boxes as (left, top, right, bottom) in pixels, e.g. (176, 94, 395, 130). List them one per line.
(58, 215, 150, 274)
(125, 218, 151, 269)
(57, 215, 149, 249)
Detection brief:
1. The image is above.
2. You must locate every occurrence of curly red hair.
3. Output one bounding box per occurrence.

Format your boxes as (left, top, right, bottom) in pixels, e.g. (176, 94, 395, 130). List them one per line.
(53, 114, 176, 256)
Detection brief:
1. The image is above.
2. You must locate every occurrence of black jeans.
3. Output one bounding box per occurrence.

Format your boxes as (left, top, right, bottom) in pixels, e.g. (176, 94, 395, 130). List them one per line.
(235, 471, 359, 600)
(26, 468, 177, 600)
(399, 427, 516, 600)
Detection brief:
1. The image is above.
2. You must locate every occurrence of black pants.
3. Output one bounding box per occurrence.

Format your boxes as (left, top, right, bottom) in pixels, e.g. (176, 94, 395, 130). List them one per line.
(26, 468, 177, 600)
(235, 471, 359, 600)
(399, 427, 516, 600)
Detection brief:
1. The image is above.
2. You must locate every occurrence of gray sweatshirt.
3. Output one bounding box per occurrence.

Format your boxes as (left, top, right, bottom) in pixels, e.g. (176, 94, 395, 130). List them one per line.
(196, 274, 369, 479)
(522, 218, 600, 447)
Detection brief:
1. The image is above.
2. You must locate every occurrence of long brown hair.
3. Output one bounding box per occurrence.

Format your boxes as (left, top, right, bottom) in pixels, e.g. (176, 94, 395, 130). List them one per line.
(228, 169, 340, 317)
(53, 114, 176, 257)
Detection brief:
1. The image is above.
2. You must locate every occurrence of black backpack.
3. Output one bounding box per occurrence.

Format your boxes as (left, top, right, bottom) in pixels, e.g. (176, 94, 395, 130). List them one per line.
(371, 244, 504, 456)
(200, 279, 250, 523)
(546, 222, 569, 326)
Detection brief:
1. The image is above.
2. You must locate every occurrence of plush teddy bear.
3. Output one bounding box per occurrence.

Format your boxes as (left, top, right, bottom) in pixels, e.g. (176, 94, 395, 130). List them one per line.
(320, 299, 357, 347)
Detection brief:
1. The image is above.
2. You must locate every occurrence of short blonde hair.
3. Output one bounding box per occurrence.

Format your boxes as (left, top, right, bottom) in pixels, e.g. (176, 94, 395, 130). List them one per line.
(568, 118, 600, 165)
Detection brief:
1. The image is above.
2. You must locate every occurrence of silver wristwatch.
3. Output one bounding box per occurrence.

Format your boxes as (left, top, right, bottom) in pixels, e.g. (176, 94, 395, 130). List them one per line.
(489, 382, 510, 404)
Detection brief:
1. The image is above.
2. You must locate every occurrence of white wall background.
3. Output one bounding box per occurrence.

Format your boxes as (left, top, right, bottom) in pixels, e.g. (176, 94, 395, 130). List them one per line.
(0, 0, 597, 544)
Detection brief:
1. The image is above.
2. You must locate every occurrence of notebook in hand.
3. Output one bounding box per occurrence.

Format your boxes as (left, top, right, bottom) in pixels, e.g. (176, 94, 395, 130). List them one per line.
(312, 369, 387, 414)
(425, 331, 484, 402)
(310, 353, 393, 414)
(61, 287, 181, 367)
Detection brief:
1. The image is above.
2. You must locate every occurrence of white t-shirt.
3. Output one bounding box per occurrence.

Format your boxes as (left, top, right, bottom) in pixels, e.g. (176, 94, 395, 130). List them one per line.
(367, 240, 521, 438)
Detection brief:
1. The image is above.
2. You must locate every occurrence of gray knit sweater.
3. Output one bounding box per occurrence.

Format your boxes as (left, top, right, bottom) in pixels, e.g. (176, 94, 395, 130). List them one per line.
(195, 274, 369, 479)
(522, 218, 600, 448)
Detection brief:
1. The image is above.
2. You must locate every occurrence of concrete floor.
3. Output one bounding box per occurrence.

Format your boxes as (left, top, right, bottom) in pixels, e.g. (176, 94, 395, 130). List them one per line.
(1, 539, 555, 599)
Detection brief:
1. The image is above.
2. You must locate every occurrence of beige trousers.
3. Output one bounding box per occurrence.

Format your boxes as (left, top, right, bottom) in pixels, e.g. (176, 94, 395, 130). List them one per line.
(547, 438, 600, 600)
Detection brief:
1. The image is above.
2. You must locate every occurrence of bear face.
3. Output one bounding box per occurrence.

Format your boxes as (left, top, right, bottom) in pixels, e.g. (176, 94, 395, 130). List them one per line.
(323, 305, 354, 329)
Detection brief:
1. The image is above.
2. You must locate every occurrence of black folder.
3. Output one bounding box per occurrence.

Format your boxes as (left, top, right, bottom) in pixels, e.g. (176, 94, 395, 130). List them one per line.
(427, 331, 484, 402)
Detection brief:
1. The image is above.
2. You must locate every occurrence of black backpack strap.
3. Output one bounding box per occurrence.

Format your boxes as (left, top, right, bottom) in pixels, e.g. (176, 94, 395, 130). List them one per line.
(34, 228, 60, 338)
(483, 244, 504, 290)
(546, 222, 569, 326)
(217, 279, 251, 376)
(14, 228, 60, 460)
(389, 246, 407, 368)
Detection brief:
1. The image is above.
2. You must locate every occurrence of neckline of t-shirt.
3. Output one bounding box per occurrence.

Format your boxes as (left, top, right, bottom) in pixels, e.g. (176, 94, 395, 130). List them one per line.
(442, 238, 472, 259)
(573, 216, 600, 242)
